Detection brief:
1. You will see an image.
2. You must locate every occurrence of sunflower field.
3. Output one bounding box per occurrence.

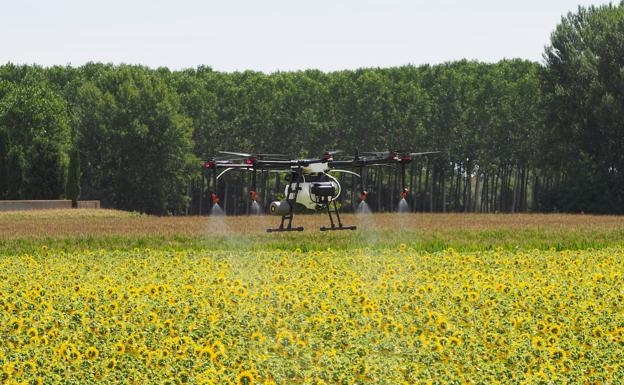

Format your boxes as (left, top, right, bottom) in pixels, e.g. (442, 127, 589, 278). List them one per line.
(1, 245, 624, 384)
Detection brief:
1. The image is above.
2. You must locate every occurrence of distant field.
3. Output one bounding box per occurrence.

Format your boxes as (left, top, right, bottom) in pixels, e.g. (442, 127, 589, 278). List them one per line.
(1, 209, 624, 253)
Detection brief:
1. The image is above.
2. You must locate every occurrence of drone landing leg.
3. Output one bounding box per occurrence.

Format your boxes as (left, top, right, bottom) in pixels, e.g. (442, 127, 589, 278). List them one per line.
(320, 201, 356, 232)
(267, 213, 304, 232)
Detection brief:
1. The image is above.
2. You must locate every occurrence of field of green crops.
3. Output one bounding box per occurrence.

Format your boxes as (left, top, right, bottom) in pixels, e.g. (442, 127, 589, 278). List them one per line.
(1, 210, 624, 384)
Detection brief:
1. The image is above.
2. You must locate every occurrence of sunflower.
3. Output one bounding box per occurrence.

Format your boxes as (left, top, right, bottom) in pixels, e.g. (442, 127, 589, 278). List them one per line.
(237, 370, 255, 385)
(449, 336, 462, 348)
(561, 359, 573, 373)
(85, 346, 100, 360)
(146, 312, 159, 323)
(275, 331, 293, 349)
(592, 326, 604, 338)
(23, 360, 37, 373)
(68, 348, 82, 362)
(353, 362, 369, 377)
(436, 318, 449, 332)
(106, 357, 117, 370)
(8, 318, 23, 333)
(549, 347, 566, 361)
(546, 335, 558, 346)
(532, 336, 545, 350)
(114, 341, 126, 354)
(250, 331, 265, 343)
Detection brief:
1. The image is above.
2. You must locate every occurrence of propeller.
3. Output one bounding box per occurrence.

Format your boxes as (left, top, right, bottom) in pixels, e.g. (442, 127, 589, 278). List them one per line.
(362, 151, 395, 158)
(219, 151, 288, 159)
(257, 153, 289, 158)
(362, 150, 439, 158)
(219, 151, 253, 157)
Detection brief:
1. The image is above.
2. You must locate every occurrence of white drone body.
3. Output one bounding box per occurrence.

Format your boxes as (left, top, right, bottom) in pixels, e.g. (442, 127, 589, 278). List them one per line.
(283, 161, 359, 210)
(286, 174, 341, 210)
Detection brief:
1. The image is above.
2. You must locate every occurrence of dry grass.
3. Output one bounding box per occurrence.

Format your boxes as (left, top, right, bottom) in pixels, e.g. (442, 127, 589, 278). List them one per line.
(1, 209, 624, 252)
(1, 209, 623, 238)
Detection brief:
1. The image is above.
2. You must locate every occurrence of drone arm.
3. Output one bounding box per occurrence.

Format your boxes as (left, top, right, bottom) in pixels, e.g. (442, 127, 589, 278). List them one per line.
(329, 158, 402, 168)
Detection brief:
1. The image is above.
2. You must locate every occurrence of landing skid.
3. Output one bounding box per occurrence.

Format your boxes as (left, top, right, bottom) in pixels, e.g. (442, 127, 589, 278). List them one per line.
(267, 226, 304, 233)
(266, 168, 357, 232)
(320, 200, 355, 231)
(320, 225, 356, 231)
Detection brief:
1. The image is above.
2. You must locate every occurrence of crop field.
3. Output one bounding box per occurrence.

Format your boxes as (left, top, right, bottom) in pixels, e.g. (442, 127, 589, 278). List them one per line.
(2, 210, 624, 253)
(1, 210, 624, 384)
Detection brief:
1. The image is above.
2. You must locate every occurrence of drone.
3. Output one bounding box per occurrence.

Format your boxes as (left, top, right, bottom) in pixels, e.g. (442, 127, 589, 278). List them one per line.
(203, 150, 438, 232)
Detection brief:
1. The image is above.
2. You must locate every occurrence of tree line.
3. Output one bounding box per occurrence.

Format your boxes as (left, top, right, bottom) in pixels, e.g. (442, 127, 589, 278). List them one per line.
(1, 3, 623, 215)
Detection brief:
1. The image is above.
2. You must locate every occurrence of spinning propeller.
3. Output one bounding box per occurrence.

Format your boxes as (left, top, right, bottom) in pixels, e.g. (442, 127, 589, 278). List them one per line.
(219, 151, 289, 159)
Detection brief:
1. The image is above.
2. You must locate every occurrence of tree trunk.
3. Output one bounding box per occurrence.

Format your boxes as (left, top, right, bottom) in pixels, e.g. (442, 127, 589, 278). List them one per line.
(441, 167, 446, 213)
(423, 165, 430, 213)
(493, 168, 500, 212)
(377, 168, 382, 212)
(464, 162, 472, 213)
(429, 164, 434, 212)
(473, 171, 480, 213)
(417, 164, 423, 212)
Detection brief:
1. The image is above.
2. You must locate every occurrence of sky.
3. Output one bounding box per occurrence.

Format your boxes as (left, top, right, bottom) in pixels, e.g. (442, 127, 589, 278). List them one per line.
(1, 0, 616, 73)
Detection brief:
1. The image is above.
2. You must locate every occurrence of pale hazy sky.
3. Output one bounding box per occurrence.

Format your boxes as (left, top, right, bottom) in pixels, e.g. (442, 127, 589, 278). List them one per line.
(1, 0, 615, 72)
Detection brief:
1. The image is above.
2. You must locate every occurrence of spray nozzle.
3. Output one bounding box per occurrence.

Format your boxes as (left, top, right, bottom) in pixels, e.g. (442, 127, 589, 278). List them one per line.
(359, 191, 368, 201)
(249, 190, 258, 201)
(401, 188, 409, 199)
(211, 192, 220, 204)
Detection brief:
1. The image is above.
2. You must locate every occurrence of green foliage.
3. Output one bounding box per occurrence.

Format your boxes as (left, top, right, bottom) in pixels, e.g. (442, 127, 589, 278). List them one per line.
(5, 145, 25, 199)
(0, 73, 70, 199)
(0, 61, 554, 213)
(543, 2, 624, 213)
(68, 66, 195, 214)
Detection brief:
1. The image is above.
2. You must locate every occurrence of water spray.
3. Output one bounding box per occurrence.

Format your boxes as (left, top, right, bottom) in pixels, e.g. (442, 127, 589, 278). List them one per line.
(398, 188, 410, 213)
(356, 191, 372, 215)
(249, 190, 262, 215)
